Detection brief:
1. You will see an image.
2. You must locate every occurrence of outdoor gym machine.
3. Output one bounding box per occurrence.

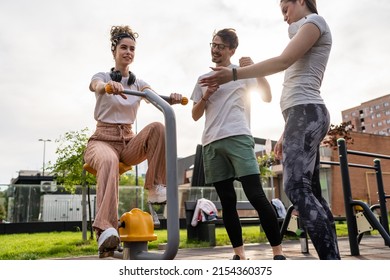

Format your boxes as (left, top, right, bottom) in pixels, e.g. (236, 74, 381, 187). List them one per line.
(322, 138, 390, 256)
(85, 85, 187, 260)
(117, 86, 187, 260)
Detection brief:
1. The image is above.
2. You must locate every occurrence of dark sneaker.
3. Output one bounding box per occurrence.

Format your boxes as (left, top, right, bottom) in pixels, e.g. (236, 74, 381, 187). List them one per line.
(98, 227, 120, 258)
(231, 255, 249, 260)
(273, 255, 287, 260)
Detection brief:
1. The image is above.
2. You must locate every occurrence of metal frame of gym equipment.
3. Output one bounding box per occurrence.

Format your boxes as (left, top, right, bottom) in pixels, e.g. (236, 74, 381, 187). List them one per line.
(322, 138, 390, 256)
(119, 88, 180, 260)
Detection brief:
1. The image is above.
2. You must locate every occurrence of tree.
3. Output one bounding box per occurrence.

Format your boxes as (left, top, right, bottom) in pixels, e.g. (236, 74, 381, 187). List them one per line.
(47, 127, 96, 192)
(119, 172, 145, 186)
(46, 128, 95, 240)
(257, 151, 277, 184)
(323, 122, 354, 150)
(0, 190, 8, 223)
(0, 204, 6, 222)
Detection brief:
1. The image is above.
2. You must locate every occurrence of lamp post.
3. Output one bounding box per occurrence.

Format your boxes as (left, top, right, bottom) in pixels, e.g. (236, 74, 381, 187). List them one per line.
(38, 138, 51, 176)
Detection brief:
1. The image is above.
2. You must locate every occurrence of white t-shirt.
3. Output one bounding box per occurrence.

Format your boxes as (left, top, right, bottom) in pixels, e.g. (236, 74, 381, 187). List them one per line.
(280, 14, 332, 112)
(91, 72, 150, 124)
(191, 64, 258, 146)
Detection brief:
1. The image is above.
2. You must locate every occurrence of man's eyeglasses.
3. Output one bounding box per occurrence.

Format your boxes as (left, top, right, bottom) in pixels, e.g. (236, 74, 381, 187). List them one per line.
(210, 42, 230, 51)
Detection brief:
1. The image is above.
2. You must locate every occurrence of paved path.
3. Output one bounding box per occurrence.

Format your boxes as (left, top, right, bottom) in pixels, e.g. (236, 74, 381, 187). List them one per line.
(62, 235, 390, 260)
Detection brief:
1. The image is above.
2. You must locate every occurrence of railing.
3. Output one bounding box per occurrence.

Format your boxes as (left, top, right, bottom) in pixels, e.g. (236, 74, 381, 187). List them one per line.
(1, 184, 274, 225)
(321, 138, 390, 256)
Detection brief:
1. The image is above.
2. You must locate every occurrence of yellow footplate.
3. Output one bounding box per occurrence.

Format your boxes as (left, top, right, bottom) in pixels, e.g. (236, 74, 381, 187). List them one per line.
(119, 208, 157, 242)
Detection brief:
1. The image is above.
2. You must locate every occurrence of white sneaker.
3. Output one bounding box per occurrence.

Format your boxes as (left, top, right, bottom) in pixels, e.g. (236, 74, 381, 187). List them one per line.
(97, 227, 120, 258)
(148, 184, 167, 204)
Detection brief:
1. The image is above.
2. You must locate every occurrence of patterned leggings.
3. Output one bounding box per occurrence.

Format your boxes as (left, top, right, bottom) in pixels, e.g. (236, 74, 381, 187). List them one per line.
(282, 104, 340, 260)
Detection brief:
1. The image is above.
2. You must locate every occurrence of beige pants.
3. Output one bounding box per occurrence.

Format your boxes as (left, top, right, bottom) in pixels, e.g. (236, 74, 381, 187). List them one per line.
(84, 121, 166, 231)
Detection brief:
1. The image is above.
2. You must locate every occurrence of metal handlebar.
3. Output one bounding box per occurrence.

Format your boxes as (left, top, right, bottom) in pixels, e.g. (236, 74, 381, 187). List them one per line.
(121, 88, 180, 260)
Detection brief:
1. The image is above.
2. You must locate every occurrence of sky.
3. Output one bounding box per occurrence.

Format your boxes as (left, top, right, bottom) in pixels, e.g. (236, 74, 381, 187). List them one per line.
(1, 0, 390, 184)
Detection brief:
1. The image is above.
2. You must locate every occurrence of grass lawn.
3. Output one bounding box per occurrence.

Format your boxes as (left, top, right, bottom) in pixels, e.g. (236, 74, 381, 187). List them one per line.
(0, 223, 355, 260)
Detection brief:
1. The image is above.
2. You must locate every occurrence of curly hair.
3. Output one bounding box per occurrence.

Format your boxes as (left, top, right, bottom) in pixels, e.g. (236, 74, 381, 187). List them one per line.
(110, 25, 139, 53)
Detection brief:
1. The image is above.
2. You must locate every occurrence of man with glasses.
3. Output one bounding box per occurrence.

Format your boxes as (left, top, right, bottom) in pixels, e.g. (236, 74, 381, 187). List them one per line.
(190, 28, 285, 260)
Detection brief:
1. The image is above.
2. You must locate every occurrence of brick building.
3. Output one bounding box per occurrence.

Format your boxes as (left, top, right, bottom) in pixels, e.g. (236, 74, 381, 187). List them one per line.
(341, 94, 390, 136)
(326, 132, 390, 217)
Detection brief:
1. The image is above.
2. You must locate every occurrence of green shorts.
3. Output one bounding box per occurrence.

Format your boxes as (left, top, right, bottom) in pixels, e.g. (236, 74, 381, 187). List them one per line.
(203, 135, 260, 184)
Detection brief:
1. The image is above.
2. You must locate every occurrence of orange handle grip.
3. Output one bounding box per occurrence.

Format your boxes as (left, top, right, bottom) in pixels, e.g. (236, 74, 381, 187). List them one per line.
(181, 97, 188, 105)
(105, 83, 114, 94)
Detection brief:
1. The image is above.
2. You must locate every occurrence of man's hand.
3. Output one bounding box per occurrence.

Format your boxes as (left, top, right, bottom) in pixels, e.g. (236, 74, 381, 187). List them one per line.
(239, 57, 254, 67)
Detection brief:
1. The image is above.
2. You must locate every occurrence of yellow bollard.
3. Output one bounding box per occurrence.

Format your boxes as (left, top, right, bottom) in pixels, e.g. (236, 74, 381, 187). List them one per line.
(119, 208, 157, 242)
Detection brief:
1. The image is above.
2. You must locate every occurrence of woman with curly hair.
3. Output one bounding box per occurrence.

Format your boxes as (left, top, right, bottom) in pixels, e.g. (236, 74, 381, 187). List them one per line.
(84, 25, 182, 258)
